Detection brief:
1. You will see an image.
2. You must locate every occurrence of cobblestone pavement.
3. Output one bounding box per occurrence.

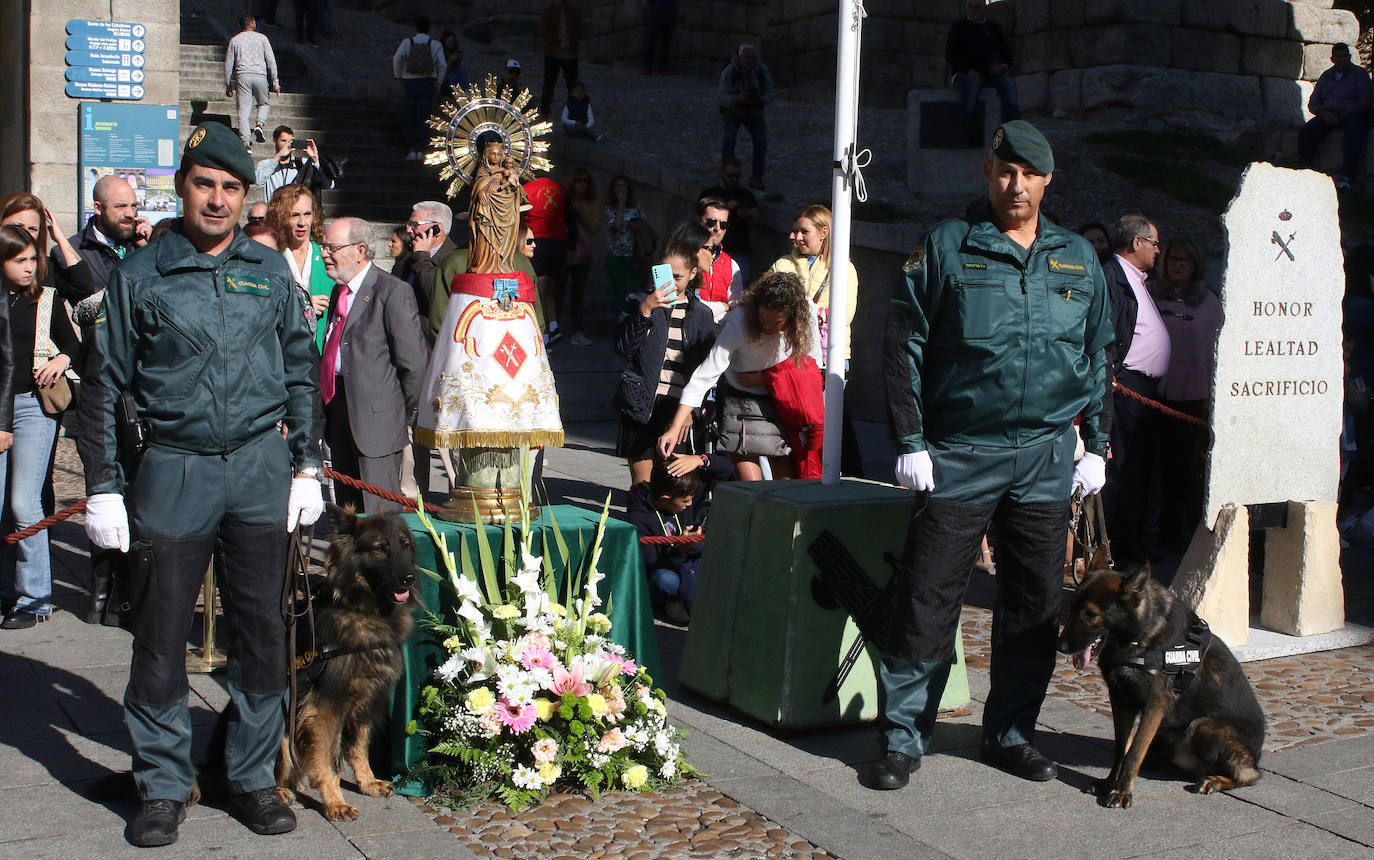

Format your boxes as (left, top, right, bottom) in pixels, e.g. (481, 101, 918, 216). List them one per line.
(44, 421, 1374, 853)
(960, 605, 1374, 753)
(411, 787, 837, 860)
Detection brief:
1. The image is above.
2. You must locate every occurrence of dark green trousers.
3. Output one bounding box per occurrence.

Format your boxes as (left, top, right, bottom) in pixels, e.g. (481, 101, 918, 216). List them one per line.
(883, 429, 1074, 757)
(124, 433, 291, 800)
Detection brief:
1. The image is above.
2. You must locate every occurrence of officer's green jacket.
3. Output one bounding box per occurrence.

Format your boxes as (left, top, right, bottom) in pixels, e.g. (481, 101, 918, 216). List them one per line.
(80, 226, 323, 496)
(886, 212, 1114, 454)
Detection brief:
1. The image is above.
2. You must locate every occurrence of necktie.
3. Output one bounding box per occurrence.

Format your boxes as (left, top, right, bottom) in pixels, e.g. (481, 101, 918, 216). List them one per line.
(320, 285, 350, 404)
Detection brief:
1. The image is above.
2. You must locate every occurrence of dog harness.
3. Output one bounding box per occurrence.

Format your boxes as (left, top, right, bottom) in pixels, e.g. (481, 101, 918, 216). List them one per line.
(1124, 612, 1213, 693)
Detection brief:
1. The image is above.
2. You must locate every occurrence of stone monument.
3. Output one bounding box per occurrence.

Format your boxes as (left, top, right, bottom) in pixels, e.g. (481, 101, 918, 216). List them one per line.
(414, 76, 563, 523)
(1175, 162, 1345, 644)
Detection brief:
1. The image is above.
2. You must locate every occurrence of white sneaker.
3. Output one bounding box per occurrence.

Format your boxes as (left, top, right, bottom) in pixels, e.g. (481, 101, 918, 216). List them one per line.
(569, 332, 592, 346)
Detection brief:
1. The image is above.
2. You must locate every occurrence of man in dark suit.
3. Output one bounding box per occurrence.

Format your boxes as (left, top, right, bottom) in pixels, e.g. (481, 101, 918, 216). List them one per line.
(320, 216, 428, 513)
(403, 200, 458, 346)
(1101, 214, 1169, 565)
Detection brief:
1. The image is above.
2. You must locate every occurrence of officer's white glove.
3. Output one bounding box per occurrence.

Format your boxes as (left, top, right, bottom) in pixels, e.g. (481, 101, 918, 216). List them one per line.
(286, 477, 325, 533)
(85, 493, 130, 552)
(895, 450, 935, 492)
(1072, 452, 1107, 496)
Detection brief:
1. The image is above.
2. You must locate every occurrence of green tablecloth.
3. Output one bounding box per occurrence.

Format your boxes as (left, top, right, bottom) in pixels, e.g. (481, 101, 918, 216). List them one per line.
(387, 506, 659, 791)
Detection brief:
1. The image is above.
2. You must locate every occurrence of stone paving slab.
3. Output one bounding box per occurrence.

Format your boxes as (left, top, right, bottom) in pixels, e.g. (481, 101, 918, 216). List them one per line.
(1142, 823, 1368, 860)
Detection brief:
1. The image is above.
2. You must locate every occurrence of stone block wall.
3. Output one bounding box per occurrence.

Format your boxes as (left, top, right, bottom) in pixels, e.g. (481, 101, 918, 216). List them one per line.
(23, 0, 181, 233)
(1008, 0, 1358, 123)
(573, 0, 1356, 123)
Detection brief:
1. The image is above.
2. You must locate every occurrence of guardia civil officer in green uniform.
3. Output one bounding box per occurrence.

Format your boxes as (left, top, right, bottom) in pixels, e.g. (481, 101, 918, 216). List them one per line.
(871, 121, 1114, 790)
(78, 122, 325, 846)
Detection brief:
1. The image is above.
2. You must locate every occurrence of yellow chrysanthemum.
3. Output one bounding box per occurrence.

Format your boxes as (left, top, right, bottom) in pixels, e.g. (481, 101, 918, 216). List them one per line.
(538, 762, 561, 784)
(441, 635, 463, 652)
(465, 687, 495, 716)
(547, 602, 567, 617)
(492, 604, 520, 620)
(587, 613, 612, 634)
(585, 693, 608, 716)
(621, 764, 649, 789)
(533, 697, 556, 721)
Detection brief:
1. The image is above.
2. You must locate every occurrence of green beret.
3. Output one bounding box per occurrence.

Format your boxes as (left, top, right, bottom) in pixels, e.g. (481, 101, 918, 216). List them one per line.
(180, 122, 255, 185)
(991, 120, 1054, 174)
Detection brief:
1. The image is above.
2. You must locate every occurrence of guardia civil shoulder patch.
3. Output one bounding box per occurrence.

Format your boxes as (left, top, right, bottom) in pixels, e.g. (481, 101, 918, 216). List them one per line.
(224, 274, 270, 296)
(1048, 257, 1086, 274)
(963, 262, 987, 270)
(903, 248, 925, 272)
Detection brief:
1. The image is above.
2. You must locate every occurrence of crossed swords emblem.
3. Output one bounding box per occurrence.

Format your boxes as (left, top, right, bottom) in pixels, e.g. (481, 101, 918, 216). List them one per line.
(1271, 230, 1296, 262)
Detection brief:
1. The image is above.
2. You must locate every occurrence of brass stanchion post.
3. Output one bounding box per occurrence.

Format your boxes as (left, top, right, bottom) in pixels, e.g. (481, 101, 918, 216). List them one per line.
(186, 559, 227, 673)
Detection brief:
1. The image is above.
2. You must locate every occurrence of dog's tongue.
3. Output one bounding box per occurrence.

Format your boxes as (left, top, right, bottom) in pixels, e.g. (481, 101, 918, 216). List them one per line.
(1072, 641, 1096, 671)
(393, 589, 410, 603)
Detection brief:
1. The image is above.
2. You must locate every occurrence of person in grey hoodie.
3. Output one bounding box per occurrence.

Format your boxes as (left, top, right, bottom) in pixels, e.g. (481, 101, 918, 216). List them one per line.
(225, 16, 281, 149)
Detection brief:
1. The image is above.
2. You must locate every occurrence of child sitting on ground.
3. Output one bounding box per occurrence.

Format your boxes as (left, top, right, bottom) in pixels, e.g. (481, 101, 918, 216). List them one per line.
(626, 452, 733, 625)
(561, 80, 603, 141)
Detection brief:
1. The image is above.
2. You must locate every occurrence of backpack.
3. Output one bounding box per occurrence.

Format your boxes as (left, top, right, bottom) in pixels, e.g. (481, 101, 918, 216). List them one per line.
(404, 36, 434, 76)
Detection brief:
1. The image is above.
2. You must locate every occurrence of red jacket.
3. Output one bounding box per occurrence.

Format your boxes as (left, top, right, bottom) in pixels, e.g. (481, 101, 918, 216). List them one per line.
(699, 250, 735, 305)
(764, 355, 824, 479)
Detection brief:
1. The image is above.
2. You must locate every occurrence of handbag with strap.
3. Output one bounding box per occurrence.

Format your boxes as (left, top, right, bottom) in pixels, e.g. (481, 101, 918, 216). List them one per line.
(33, 287, 73, 416)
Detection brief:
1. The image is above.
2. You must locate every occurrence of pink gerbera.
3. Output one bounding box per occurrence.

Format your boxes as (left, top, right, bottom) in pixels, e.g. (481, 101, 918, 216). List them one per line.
(520, 647, 559, 672)
(547, 665, 593, 698)
(495, 697, 537, 734)
(605, 654, 638, 676)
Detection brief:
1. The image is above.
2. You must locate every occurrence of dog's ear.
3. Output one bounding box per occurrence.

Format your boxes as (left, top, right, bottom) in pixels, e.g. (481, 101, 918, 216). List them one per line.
(1123, 565, 1151, 594)
(327, 502, 359, 535)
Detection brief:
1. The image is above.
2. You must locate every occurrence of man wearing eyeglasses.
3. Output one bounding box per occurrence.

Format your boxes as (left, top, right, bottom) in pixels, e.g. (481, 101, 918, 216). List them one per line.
(694, 197, 743, 322)
(402, 201, 457, 343)
(1101, 214, 1170, 567)
(319, 217, 428, 514)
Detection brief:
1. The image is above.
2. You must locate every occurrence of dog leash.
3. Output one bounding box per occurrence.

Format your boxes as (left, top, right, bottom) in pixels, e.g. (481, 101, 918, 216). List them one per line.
(1069, 489, 1112, 585)
(283, 525, 316, 769)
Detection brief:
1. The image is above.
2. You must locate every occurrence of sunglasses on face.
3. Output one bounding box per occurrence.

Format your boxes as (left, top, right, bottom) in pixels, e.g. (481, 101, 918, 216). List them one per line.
(524, 238, 537, 246)
(703, 218, 729, 230)
(246, 215, 265, 224)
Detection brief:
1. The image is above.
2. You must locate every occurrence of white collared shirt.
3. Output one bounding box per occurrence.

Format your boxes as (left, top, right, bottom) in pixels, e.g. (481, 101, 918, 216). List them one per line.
(324, 262, 371, 374)
(1115, 253, 1170, 378)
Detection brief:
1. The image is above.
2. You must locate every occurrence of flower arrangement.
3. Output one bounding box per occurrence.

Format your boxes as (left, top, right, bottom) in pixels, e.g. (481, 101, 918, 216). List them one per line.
(407, 459, 693, 811)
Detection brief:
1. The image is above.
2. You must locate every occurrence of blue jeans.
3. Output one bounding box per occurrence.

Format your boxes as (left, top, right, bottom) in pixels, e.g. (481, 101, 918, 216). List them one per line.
(0, 393, 58, 616)
(953, 72, 1020, 139)
(722, 112, 767, 180)
(402, 77, 436, 150)
(648, 558, 699, 611)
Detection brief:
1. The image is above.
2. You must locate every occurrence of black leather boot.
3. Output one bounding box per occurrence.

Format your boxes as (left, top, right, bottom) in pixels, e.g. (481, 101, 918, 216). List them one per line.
(125, 798, 186, 847)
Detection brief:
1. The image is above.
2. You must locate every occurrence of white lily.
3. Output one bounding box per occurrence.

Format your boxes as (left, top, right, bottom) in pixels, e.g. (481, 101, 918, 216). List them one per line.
(457, 599, 491, 643)
(453, 571, 483, 607)
(460, 645, 496, 683)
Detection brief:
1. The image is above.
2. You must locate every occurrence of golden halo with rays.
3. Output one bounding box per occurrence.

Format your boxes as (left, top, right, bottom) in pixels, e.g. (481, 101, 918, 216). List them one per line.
(423, 74, 554, 200)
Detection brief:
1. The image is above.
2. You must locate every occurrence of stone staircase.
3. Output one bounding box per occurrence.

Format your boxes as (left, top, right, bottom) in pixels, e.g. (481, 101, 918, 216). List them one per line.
(177, 7, 620, 423)
(177, 19, 446, 222)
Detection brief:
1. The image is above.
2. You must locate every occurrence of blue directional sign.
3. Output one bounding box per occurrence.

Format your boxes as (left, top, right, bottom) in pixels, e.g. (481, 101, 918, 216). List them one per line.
(65, 20, 147, 40)
(66, 82, 146, 100)
(65, 19, 147, 100)
(65, 65, 145, 84)
(65, 50, 146, 69)
(66, 34, 147, 54)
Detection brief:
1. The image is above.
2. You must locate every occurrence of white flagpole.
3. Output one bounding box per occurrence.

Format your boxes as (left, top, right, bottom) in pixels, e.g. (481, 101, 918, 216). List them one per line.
(822, 0, 867, 485)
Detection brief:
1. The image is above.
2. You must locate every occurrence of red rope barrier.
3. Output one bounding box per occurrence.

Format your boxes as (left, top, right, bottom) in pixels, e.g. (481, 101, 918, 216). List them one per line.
(4, 498, 89, 545)
(639, 533, 705, 546)
(321, 467, 444, 513)
(1, 468, 444, 545)
(1112, 381, 1209, 427)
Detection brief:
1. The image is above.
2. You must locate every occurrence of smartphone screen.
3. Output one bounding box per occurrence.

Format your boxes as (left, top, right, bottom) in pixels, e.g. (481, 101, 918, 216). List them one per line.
(651, 263, 675, 302)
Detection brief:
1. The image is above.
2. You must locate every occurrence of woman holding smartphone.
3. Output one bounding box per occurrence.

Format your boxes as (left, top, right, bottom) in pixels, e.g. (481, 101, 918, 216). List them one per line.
(615, 240, 717, 487)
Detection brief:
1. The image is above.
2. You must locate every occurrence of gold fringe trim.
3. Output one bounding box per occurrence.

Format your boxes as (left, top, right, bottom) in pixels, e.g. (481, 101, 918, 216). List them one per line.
(414, 427, 564, 449)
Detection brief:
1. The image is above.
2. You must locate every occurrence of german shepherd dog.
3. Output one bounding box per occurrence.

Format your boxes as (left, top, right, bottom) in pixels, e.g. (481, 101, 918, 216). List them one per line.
(276, 505, 419, 821)
(1058, 566, 1265, 808)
